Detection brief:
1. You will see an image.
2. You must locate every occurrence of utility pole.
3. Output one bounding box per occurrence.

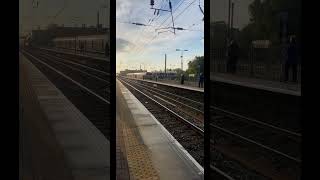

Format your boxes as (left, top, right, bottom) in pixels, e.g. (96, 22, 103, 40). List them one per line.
(165, 54, 167, 75)
(181, 54, 183, 70)
(231, 2, 234, 39)
(228, 0, 231, 42)
(169, 0, 175, 34)
(97, 11, 100, 31)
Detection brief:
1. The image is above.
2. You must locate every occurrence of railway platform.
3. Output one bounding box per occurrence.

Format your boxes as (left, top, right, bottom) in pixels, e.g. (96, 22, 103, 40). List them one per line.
(19, 52, 110, 180)
(124, 77, 204, 93)
(116, 79, 204, 180)
(211, 72, 301, 133)
(38, 47, 108, 61)
(211, 72, 300, 96)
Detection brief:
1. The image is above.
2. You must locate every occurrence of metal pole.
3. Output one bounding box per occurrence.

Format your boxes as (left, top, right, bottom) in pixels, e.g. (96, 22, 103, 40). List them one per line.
(181, 51, 183, 70)
(97, 11, 100, 31)
(231, 2, 234, 38)
(250, 45, 254, 76)
(228, 0, 231, 41)
(169, 0, 176, 34)
(165, 54, 167, 75)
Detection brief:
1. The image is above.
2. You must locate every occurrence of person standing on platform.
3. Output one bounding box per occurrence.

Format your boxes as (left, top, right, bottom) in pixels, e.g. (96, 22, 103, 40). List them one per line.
(199, 73, 204, 88)
(284, 36, 298, 82)
(227, 39, 239, 74)
(181, 74, 185, 85)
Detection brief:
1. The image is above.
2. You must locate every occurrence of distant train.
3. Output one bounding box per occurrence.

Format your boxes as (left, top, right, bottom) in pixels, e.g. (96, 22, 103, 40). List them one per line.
(52, 34, 109, 56)
(126, 71, 177, 80)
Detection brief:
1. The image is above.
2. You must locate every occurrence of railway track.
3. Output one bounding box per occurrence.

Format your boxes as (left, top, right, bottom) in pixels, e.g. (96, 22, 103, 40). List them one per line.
(210, 106, 301, 180)
(120, 77, 204, 129)
(118, 77, 204, 167)
(39, 48, 109, 72)
(21, 47, 111, 139)
(130, 78, 204, 103)
(124, 78, 204, 110)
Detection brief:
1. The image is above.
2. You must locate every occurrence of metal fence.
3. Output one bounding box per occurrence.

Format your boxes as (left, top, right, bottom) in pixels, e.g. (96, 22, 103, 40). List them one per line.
(211, 46, 301, 83)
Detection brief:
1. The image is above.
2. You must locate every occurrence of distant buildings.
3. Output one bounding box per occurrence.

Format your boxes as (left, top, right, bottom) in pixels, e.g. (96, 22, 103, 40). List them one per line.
(210, 21, 240, 49)
(119, 69, 147, 76)
(31, 25, 109, 46)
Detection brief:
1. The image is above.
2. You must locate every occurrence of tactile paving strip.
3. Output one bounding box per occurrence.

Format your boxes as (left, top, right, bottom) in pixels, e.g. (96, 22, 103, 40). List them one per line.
(121, 121, 159, 180)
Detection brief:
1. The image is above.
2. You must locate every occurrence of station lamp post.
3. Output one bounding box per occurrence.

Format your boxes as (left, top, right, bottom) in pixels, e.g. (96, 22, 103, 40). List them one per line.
(176, 49, 188, 71)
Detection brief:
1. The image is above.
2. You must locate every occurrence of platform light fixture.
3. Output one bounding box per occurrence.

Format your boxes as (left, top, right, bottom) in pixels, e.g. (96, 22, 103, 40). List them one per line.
(176, 49, 188, 71)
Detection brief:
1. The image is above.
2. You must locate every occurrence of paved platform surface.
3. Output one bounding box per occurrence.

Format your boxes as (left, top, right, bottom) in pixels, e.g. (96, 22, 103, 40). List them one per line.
(124, 77, 204, 93)
(20, 52, 110, 180)
(211, 72, 301, 96)
(38, 47, 108, 61)
(116, 112, 131, 180)
(116, 79, 204, 180)
(20, 52, 73, 180)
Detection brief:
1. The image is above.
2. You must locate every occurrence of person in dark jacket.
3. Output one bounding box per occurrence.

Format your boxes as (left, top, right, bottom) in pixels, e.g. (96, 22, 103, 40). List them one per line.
(227, 39, 239, 74)
(284, 36, 298, 82)
(181, 74, 185, 85)
(199, 73, 204, 88)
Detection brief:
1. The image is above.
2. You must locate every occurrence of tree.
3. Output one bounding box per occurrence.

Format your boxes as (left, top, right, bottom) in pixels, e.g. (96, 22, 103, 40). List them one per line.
(173, 68, 184, 77)
(186, 56, 204, 75)
(239, 0, 301, 47)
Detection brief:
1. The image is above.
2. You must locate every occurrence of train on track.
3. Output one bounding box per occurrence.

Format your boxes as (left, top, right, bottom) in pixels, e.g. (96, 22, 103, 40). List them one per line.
(52, 34, 109, 56)
(126, 71, 178, 80)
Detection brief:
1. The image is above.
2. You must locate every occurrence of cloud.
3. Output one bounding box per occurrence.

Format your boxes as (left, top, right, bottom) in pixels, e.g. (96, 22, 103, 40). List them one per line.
(116, 0, 204, 72)
(116, 38, 134, 52)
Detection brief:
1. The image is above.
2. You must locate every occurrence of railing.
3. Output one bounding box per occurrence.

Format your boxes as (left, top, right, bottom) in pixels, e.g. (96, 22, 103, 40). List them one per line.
(211, 47, 301, 83)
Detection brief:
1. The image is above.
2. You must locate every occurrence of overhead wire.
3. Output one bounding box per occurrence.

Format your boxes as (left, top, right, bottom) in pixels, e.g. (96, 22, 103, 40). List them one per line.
(125, 0, 169, 53)
(130, 0, 177, 53)
(122, 0, 203, 58)
(133, 0, 186, 54)
(135, 0, 198, 55)
(131, 0, 167, 47)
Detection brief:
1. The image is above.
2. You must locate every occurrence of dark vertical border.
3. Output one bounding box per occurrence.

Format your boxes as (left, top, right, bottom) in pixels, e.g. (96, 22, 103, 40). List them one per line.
(204, 0, 210, 179)
(110, 0, 116, 178)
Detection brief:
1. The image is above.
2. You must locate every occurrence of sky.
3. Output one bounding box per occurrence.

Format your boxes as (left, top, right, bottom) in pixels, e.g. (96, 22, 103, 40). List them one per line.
(19, 0, 109, 36)
(211, 0, 253, 29)
(116, 0, 204, 73)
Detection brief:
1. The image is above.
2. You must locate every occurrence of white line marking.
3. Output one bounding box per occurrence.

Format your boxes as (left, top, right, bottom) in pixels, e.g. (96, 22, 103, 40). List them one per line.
(38, 50, 110, 76)
(153, 95, 176, 107)
(36, 53, 109, 83)
(39, 47, 109, 62)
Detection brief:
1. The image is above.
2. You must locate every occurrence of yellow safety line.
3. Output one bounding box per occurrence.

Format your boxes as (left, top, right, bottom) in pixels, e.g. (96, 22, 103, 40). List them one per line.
(120, 120, 159, 180)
